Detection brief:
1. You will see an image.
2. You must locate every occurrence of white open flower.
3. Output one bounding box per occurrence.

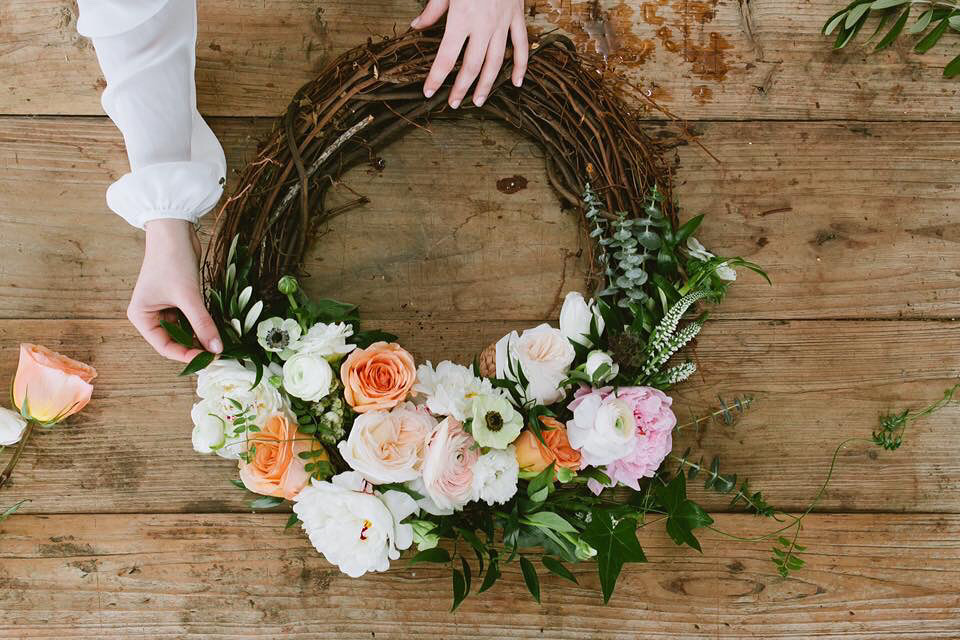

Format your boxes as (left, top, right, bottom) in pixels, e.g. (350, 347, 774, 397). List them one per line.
(686, 237, 715, 261)
(495, 324, 575, 406)
(469, 392, 523, 449)
(413, 360, 494, 421)
(584, 350, 619, 384)
(566, 393, 637, 467)
(283, 351, 334, 402)
(256, 317, 302, 356)
(190, 403, 226, 454)
(559, 291, 605, 347)
(293, 322, 356, 360)
(293, 471, 418, 578)
(0, 407, 28, 446)
(471, 446, 519, 506)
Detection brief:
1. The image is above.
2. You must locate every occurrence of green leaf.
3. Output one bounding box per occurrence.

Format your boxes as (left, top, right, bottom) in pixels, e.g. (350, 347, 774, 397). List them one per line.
(519, 556, 541, 603)
(451, 567, 468, 611)
(582, 510, 647, 604)
(875, 7, 909, 50)
(352, 329, 399, 349)
(478, 555, 500, 593)
(823, 9, 848, 35)
(250, 495, 284, 510)
(946, 52, 960, 77)
(229, 478, 246, 490)
(915, 13, 952, 52)
(845, 2, 870, 28)
(950, 14, 960, 30)
(285, 513, 301, 529)
(410, 548, 451, 564)
(542, 556, 578, 584)
(674, 214, 704, 245)
(0, 499, 28, 522)
(527, 462, 555, 498)
(160, 320, 195, 348)
(461, 556, 472, 594)
(179, 350, 215, 376)
(522, 511, 577, 534)
(909, 8, 934, 33)
(655, 474, 715, 552)
(871, 0, 906, 9)
(835, 11, 869, 47)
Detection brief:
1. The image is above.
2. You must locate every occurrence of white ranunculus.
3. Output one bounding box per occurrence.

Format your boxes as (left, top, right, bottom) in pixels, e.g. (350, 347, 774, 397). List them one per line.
(194, 359, 286, 459)
(559, 291, 605, 347)
(495, 324, 575, 406)
(256, 317, 303, 357)
(190, 402, 226, 454)
(469, 392, 523, 449)
(584, 350, 619, 384)
(715, 261, 738, 281)
(686, 236, 714, 261)
(413, 360, 495, 421)
(0, 407, 28, 446)
(471, 446, 519, 506)
(337, 403, 436, 484)
(293, 471, 418, 578)
(566, 393, 637, 467)
(293, 322, 356, 360)
(283, 352, 334, 402)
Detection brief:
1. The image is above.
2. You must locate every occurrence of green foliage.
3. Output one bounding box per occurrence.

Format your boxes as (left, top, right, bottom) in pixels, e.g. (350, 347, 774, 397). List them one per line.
(771, 535, 807, 578)
(250, 495, 284, 510)
(654, 473, 714, 552)
(873, 383, 959, 449)
(581, 509, 648, 603)
(0, 499, 28, 522)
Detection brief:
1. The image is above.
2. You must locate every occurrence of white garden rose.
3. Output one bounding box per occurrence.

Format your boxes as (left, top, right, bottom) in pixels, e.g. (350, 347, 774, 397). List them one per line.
(471, 446, 519, 506)
(193, 359, 286, 459)
(293, 322, 356, 359)
(469, 392, 523, 449)
(293, 471, 418, 578)
(337, 402, 436, 484)
(566, 392, 637, 467)
(559, 291, 605, 347)
(413, 360, 494, 421)
(0, 407, 28, 446)
(585, 350, 619, 384)
(282, 352, 334, 402)
(495, 324, 575, 405)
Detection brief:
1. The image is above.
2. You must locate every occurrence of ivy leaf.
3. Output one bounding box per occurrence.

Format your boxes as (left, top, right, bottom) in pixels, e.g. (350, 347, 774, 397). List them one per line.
(410, 548, 451, 564)
(542, 556, 578, 584)
(655, 473, 715, 552)
(179, 350, 215, 376)
(519, 556, 541, 603)
(581, 509, 648, 604)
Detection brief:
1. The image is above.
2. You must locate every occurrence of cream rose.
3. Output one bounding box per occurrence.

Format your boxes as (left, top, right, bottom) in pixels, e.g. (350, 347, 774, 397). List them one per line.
(566, 389, 637, 467)
(0, 407, 28, 446)
(495, 324, 575, 405)
(283, 351, 334, 402)
(338, 402, 436, 484)
(559, 291, 605, 347)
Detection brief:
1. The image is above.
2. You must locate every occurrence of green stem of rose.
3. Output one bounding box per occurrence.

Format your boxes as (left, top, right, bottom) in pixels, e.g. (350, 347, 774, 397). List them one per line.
(0, 419, 36, 490)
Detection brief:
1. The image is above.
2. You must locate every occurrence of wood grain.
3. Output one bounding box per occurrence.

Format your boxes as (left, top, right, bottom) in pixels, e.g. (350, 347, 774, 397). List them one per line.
(0, 317, 957, 514)
(0, 512, 957, 638)
(2, 0, 959, 120)
(2, 117, 960, 320)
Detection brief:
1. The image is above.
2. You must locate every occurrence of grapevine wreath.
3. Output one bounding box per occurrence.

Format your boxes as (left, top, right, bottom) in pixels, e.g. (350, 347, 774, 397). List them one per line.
(181, 25, 777, 607)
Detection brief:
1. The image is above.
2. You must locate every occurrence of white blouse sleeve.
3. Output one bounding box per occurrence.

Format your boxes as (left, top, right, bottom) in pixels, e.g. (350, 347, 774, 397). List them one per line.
(77, 0, 226, 229)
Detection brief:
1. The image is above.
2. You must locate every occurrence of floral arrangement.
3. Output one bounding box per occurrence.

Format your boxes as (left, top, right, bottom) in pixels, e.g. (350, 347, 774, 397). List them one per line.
(184, 185, 778, 605)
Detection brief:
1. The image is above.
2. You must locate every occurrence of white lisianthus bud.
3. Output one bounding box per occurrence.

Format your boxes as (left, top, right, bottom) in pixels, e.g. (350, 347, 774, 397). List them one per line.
(686, 237, 715, 261)
(584, 350, 619, 384)
(283, 352, 334, 402)
(0, 407, 28, 446)
(559, 291, 604, 347)
(715, 262, 737, 281)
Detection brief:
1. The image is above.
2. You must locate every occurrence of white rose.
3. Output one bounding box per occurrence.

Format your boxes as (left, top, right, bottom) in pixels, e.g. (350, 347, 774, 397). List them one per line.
(283, 352, 334, 402)
(559, 291, 605, 347)
(495, 324, 575, 405)
(293, 322, 356, 360)
(338, 403, 436, 484)
(686, 237, 714, 261)
(471, 446, 519, 506)
(585, 350, 619, 384)
(566, 392, 637, 467)
(413, 360, 494, 421)
(0, 407, 27, 446)
(293, 471, 418, 578)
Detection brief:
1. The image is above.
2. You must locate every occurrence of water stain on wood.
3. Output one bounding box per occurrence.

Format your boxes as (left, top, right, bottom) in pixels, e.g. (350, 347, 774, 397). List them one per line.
(543, 0, 656, 66)
(692, 85, 713, 104)
(496, 175, 529, 194)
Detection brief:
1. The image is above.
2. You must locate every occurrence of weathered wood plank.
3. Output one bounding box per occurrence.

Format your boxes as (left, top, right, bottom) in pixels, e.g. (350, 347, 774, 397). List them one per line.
(0, 318, 958, 514)
(2, 0, 959, 120)
(2, 117, 959, 321)
(0, 512, 956, 638)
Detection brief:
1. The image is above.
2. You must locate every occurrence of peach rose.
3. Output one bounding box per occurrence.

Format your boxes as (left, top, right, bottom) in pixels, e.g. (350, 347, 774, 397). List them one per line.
(12, 343, 97, 424)
(514, 416, 581, 473)
(340, 342, 416, 413)
(239, 412, 326, 500)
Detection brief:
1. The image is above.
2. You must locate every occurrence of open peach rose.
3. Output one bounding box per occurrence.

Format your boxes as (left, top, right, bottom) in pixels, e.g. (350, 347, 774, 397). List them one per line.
(12, 343, 97, 424)
(239, 412, 326, 500)
(340, 342, 416, 413)
(514, 416, 581, 473)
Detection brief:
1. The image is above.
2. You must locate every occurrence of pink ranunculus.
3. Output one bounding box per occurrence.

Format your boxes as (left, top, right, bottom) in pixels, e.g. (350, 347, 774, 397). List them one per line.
(420, 418, 479, 512)
(575, 386, 676, 494)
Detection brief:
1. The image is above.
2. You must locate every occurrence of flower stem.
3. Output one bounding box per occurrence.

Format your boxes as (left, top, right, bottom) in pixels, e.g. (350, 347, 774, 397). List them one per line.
(0, 420, 36, 490)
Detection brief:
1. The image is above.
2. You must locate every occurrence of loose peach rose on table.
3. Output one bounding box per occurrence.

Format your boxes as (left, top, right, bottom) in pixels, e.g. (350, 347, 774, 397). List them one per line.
(514, 416, 582, 473)
(239, 412, 327, 500)
(340, 342, 416, 413)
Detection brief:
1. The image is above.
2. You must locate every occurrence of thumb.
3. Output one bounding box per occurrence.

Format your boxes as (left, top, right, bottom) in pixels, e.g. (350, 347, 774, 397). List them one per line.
(411, 0, 449, 29)
(180, 292, 223, 354)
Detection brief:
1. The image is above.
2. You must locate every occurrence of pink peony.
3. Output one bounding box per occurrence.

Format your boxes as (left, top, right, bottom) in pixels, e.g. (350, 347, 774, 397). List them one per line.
(578, 386, 676, 494)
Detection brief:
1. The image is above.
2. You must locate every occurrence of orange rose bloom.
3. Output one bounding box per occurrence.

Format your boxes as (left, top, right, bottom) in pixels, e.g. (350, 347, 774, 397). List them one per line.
(239, 412, 326, 500)
(12, 344, 97, 423)
(340, 342, 416, 413)
(515, 416, 582, 473)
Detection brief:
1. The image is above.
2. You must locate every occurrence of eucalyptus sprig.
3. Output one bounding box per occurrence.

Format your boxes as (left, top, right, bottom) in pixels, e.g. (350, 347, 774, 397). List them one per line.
(823, 0, 960, 77)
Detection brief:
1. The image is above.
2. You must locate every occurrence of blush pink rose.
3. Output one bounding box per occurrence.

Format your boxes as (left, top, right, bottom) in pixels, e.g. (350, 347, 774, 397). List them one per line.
(420, 418, 479, 512)
(578, 386, 676, 494)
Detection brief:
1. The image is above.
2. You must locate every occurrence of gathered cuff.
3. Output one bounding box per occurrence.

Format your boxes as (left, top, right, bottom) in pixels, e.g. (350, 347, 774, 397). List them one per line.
(76, 0, 171, 38)
(106, 161, 224, 229)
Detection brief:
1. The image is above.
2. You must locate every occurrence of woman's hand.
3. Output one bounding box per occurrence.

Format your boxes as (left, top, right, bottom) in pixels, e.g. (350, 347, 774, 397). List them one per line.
(129, 219, 222, 363)
(412, 0, 528, 108)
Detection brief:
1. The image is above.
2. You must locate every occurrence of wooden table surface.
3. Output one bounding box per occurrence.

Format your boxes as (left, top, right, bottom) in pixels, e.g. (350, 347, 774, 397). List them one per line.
(2, 1, 959, 638)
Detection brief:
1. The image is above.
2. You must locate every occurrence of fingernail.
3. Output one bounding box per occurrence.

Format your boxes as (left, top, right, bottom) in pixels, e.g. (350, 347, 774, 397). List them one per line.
(450, 98, 461, 109)
(210, 338, 223, 353)
(473, 94, 486, 107)
(410, 17, 420, 28)
(424, 87, 435, 98)
(513, 77, 523, 88)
